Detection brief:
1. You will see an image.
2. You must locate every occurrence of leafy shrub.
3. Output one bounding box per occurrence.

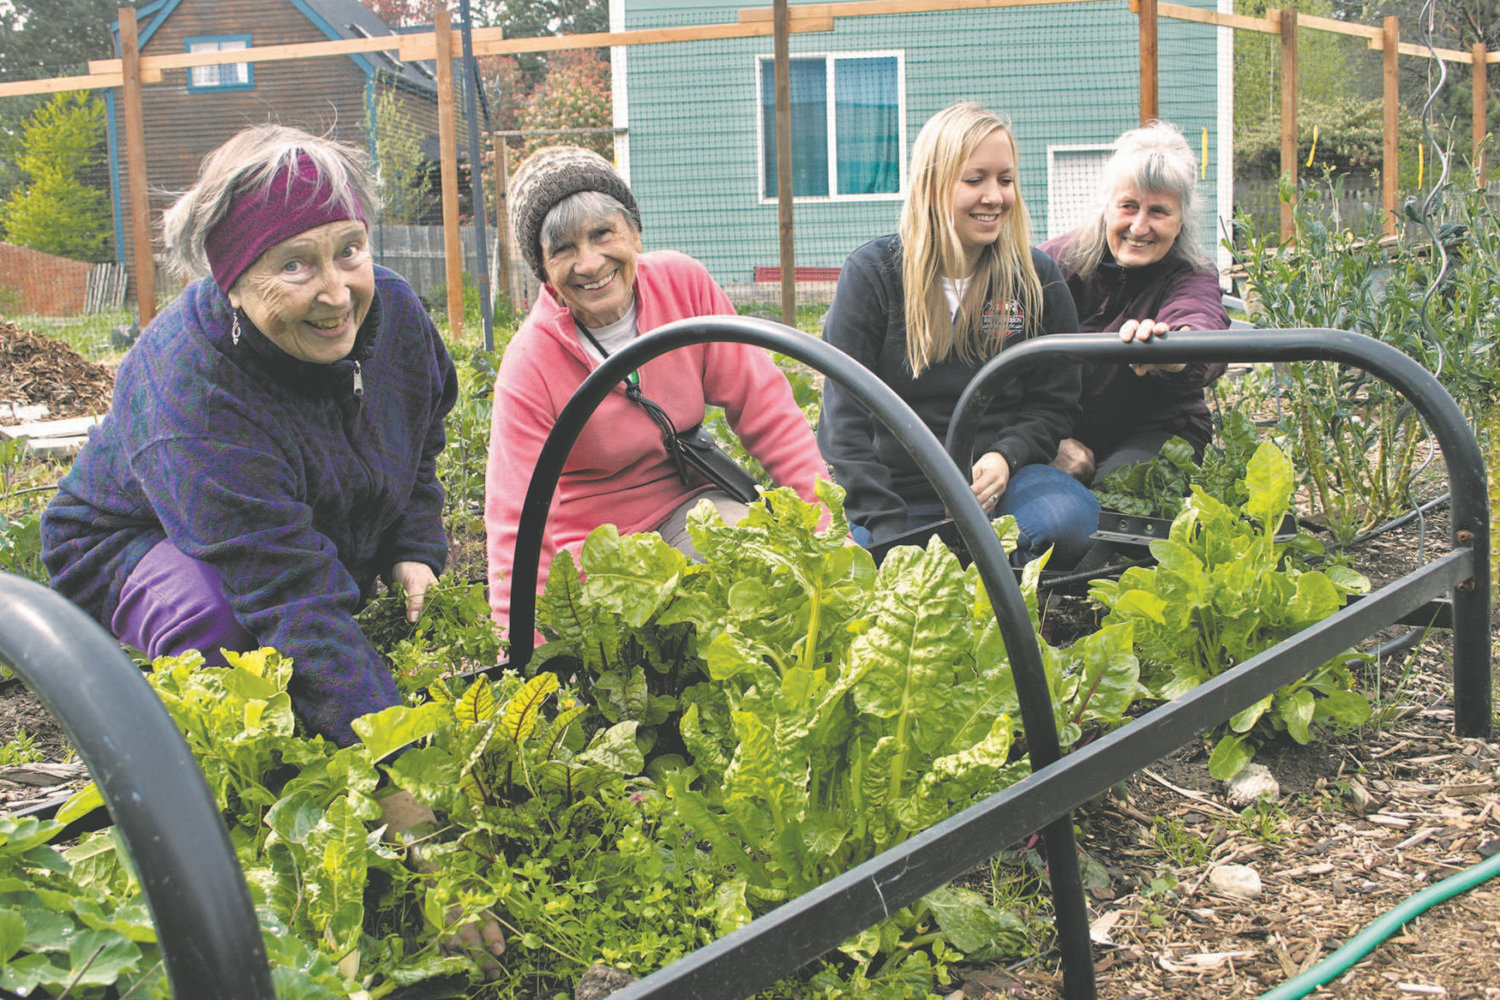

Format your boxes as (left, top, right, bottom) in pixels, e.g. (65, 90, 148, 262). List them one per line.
(1090, 443, 1372, 779)
(0, 91, 111, 262)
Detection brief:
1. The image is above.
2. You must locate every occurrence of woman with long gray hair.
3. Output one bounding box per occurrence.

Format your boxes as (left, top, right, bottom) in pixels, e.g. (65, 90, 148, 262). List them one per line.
(1040, 119, 1230, 486)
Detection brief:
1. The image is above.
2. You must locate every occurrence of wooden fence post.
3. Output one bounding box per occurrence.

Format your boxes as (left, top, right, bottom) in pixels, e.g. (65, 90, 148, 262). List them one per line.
(1138, 0, 1158, 124)
(1475, 42, 1488, 185)
(1383, 15, 1399, 237)
(435, 9, 465, 336)
(118, 6, 155, 326)
(1279, 9, 1298, 243)
(493, 136, 516, 314)
(774, 0, 796, 326)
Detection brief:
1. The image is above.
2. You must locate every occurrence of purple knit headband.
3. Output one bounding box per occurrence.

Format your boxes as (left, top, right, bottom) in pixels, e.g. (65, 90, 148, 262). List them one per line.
(204, 154, 367, 293)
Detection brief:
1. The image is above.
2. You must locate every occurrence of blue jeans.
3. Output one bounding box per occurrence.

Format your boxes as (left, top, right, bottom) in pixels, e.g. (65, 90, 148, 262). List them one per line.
(995, 463, 1100, 568)
(897, 464, 1099, 569)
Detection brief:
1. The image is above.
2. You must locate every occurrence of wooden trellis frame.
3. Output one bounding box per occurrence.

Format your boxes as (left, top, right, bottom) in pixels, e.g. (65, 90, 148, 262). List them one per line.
(0, 1, 1486, 324)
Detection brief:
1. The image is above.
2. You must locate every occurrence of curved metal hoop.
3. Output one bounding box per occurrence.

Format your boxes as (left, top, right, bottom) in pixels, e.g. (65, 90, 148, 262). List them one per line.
(505, 313, 1096, 999)
(0, 572, 275, 999)
(946, 328, 1490, 734)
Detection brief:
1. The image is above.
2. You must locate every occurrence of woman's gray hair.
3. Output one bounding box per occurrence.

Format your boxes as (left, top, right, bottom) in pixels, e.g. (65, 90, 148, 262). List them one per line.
(1064, 120, 1212, 277)
(161, 124, 383, 281)
(539, 190, 639, 260)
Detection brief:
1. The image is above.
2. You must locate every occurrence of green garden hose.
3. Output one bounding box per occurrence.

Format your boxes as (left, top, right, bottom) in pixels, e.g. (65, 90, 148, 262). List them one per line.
(1257, 848, 1500, 999)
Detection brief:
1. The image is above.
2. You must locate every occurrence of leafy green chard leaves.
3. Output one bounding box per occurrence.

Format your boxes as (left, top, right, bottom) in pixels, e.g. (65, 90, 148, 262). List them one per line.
(1090, 442, 1372, 779)
(5, 466, 1372, 997)
(0, 816, 162, 999)
(535, 484, 1141, 979)
(1094, 409, 1261, 519)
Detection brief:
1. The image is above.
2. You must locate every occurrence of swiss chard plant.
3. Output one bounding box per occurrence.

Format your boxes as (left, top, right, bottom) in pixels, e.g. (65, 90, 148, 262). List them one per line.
(1089, 442, 1373, 780)
(0, 815, 165, 999)
(11, 487, 1149, 998)
(532, 483, 1143, 978)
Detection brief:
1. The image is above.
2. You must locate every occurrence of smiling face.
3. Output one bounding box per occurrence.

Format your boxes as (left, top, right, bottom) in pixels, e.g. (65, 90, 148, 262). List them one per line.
(949, 128, 1017, 272)
(542, 211, 642, 329)
(228, 220, 374, 364)
(1105, 182, 1183, 269)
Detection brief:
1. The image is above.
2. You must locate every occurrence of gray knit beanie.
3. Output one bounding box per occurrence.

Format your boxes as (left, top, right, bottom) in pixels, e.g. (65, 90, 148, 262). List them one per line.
(510, 145, 641, 283)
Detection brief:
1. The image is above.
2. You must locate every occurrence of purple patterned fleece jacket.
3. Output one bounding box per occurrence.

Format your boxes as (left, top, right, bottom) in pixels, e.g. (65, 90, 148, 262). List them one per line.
(42, 266, 457, 745)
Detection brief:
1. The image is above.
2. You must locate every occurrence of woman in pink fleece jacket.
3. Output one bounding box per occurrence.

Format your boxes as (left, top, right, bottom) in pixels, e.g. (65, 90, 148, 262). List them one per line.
(484, 147, 830, 634)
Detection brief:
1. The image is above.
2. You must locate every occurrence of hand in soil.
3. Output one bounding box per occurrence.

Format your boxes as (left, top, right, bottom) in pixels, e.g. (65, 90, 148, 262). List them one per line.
(378, 789, 507, 978)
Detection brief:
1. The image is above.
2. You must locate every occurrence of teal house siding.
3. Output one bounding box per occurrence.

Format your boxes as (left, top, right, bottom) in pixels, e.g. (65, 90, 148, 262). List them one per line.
(618, 0, 1223, 295)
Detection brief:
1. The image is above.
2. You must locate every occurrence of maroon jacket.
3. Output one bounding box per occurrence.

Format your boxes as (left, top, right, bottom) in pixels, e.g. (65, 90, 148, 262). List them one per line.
(1040, 231, 1229, 454)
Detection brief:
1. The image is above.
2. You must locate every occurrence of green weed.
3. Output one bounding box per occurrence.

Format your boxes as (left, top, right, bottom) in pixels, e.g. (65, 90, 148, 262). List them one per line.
(0, 729, 45, 766)
(1150, 817, 1208, 869)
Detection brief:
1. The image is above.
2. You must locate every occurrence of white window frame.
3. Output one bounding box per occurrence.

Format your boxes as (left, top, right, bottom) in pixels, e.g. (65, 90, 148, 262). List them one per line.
(186, 35, 253, 92)
(754, 50, 906, 204)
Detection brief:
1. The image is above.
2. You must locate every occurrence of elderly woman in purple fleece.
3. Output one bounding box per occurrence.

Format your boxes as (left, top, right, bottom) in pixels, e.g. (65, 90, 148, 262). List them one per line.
(1039, 120, 1230, 486)
(43, 123, 455, 746)
(42, 123, 507, 972)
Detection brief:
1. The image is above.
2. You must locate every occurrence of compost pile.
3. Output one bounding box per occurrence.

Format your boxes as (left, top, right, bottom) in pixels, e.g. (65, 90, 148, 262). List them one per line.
(0, 320, 115, 423)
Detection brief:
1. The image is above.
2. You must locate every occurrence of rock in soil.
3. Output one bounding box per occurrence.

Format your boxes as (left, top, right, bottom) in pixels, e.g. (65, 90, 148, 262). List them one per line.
(1207, 862, 1263, 899)
(1224, 762, 1280, 807)
(575, 963, 636, 1000)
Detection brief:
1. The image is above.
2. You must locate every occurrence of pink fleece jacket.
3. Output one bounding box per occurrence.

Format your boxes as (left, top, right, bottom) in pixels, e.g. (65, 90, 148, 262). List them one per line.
(485, 250, 830, 633)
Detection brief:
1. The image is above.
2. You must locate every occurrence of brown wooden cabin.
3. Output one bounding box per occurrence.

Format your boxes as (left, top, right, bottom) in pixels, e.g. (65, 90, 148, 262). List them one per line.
(108, 0, 460, 292)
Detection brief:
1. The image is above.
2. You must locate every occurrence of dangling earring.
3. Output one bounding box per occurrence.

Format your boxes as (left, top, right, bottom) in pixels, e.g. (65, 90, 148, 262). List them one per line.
(231, 311, 241, 346)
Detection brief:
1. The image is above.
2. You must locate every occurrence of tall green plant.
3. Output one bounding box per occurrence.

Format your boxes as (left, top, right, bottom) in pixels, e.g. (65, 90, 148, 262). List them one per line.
(1232, 175, 1432, 539)
(1238, 169, 1500, 559)
(1090, 443, 1372, 780)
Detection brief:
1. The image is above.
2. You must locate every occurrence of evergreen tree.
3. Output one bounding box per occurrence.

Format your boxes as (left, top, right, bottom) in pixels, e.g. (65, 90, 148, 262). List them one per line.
(0, 92, 111, 262)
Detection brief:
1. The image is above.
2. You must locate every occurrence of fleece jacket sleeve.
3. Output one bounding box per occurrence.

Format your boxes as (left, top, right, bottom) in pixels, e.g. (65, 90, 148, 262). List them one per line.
(984, 252, 1085, 475)
(1141, 266, 1231, 390)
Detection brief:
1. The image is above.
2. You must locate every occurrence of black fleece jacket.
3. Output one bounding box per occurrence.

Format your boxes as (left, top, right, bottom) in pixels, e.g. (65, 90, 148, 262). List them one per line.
(817, 234, 1083, 542)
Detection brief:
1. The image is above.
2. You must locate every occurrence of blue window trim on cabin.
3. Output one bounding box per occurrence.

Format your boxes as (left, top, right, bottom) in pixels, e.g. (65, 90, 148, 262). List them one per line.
(185, 34, 255, 93)
(757, 51, 906, 204)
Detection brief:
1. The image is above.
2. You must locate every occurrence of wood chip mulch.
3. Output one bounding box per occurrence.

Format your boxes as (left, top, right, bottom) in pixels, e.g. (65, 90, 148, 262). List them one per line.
(0, 319, 115, 424)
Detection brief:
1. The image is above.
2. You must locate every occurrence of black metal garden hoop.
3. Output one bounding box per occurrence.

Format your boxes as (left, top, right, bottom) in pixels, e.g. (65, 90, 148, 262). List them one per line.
(0, 572, 275, 1000)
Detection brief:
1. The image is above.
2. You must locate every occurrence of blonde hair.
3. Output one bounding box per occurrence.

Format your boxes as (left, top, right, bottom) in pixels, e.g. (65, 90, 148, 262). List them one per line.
(1062, 119, 1212, 278)
(899, 102, 1042, 377)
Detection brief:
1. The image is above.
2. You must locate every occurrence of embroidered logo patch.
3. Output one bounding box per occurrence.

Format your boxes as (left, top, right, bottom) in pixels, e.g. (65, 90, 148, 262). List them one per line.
(981, 299, 1026, 340)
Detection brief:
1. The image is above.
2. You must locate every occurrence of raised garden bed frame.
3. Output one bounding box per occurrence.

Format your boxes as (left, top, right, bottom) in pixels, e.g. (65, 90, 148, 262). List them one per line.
(0, 323, 1488, 1000)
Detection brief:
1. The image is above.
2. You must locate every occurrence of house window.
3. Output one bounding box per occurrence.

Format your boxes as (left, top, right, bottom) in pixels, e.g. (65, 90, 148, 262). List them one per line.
(186, 36, 252, 92)
(758, 53, 903, 200)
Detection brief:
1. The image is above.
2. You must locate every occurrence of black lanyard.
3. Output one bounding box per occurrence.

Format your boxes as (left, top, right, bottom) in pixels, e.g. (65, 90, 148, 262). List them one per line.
(578, 323, 691, 486)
